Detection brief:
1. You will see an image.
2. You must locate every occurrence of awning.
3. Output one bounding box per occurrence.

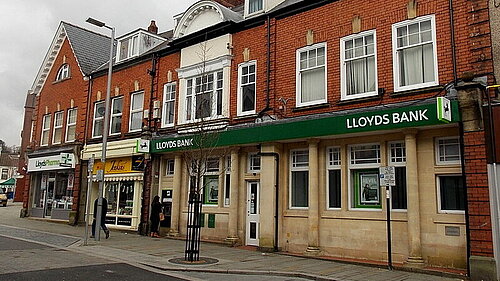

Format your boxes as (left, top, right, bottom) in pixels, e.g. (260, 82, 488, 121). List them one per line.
(92, 173, 144, 182)
(0, 178, 15, 186)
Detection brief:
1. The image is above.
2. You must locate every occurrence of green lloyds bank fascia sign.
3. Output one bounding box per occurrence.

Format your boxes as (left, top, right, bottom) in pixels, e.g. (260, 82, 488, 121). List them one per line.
(152, 100, 460, 153)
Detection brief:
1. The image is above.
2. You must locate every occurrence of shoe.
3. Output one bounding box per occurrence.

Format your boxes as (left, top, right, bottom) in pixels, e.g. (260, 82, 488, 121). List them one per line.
(105, 230, 110, 239)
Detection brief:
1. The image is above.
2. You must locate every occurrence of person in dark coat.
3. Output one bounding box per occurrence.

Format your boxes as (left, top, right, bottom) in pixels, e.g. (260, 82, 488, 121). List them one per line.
(150, 195, 162, 238)
(91, 197, 110, 239)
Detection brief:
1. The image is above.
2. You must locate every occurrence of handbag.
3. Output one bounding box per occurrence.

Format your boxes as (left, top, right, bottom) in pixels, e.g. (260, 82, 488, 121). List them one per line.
(159, 213, 165, 221)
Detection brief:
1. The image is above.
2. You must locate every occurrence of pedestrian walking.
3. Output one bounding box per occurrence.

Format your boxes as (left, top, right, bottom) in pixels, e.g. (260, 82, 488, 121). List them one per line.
(91, 197, 110, 239)
(150, 195, 162, 238)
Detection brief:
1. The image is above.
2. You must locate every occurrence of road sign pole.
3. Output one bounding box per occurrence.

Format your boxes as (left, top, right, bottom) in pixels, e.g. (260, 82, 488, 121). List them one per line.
(386, 184, 393, 270)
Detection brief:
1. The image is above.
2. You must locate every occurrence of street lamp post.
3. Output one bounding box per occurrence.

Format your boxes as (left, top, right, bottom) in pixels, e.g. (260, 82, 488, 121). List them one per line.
(86, 17, 115, 241)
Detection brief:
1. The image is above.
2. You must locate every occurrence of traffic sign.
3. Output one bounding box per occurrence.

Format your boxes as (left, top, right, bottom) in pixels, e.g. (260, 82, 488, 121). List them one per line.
(379, 166, 396, 186)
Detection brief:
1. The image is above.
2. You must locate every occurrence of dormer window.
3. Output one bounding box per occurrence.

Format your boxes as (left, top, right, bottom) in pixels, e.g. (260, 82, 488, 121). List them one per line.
(55, 64, 70, 81)
(247, 0, 263, 14)
(116, 31, 166, 62)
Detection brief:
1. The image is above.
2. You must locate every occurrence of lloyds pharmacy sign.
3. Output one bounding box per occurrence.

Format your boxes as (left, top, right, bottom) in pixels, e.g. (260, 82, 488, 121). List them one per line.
(27, 153, 76, 172)
(151, 98, 459, 153)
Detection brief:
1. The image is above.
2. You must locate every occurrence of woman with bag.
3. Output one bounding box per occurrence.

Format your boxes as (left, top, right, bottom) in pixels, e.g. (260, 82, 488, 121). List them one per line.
(150, 195, 163, 238)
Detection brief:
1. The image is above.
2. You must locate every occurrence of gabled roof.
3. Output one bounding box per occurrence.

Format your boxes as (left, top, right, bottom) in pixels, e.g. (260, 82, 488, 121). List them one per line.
(29, 22, 112, 96)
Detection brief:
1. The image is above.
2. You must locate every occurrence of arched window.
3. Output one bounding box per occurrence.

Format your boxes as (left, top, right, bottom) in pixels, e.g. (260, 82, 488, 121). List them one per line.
(55, 64, 70, 81)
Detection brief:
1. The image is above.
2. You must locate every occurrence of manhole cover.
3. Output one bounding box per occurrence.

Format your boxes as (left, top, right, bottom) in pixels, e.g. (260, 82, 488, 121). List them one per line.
(169, 257, 219, 265)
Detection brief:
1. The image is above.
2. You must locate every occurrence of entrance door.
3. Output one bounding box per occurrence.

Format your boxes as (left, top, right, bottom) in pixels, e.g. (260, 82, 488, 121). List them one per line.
(44, 180, 55, 217)
(246, 181, 260, 246)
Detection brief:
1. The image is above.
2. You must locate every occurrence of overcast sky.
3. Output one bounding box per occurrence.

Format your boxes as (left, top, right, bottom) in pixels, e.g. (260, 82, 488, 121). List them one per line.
(0, 0, 198, 147)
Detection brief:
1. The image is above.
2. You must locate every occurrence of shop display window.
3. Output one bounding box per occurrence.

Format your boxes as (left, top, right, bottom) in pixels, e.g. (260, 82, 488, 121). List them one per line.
(389, 141, 407, 210)
(105, 181, 135, 219)
(349, 144, 381, 209)
(290, 149, 309, 208)
(327, 147, 341, 209)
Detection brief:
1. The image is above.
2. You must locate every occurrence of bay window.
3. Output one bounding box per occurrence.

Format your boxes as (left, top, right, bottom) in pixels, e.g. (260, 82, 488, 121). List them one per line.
(185, 71, 223, 121)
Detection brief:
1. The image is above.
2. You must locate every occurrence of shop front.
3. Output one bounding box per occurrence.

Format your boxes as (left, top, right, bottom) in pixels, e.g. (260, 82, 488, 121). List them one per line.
(89, 156, 144, 230)
(27, 152, 76, 220)
(151, 98, 468, 268)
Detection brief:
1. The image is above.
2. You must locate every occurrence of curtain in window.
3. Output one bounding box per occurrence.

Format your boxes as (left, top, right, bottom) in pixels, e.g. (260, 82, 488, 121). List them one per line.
(346, 57, 375, 95)
(248, 0, 263, 13)
(301, 67, 325, 103)
(399, 44, 435, 87)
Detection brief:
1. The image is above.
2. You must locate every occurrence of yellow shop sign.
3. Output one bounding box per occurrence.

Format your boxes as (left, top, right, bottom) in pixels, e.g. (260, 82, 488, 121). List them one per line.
(92, 156, 144, 174)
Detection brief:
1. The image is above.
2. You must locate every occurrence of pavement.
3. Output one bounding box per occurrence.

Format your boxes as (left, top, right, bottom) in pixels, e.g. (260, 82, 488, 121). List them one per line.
(0, 202, 468, 281)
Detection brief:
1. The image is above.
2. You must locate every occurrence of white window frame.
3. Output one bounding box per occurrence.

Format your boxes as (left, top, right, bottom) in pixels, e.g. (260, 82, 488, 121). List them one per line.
(202, 157, 220, 206)
(52, 111, 63, 145)
(247, 152, 261, 173)
(162, 82, 176, 127)
(436, 174, 465, 214)
(165, 159, 175, 176)
(237, 61, 257, 116)
(185, 71, 224, 122)
(245, 0, 264, 17)
(92, 101, 105, 138)
(289, 149, 309, 209)
(435, 136, 461, 165)
(326, 147, 341, 210)
(224, 156, 231, 207)
(129, 91, 144, 132)
(65, 108, 77, 142)
(56, 64, 70, 81)
(110, 96, 124, 136)
(348, 143, 381, 210)
(296, 43, 327, 107)
(340, 30, 378, 100)
(392, 14, 439, 92)
(388, 141, 407, 211)
(41, 114, 51, 146)
(117, 34, 139, 62)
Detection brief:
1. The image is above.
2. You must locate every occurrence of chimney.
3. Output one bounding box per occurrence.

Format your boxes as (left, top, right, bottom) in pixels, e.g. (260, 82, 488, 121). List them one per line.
(148, 20, 158, 34)
(212, 0, 245, 8)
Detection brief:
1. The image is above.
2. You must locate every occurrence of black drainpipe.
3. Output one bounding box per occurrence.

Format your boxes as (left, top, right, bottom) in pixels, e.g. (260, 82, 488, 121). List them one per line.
(459, 121, 471, 277)
(449, 0, 458, 85)
(258, 14, 273, 117)
(257, 150, 280, 252)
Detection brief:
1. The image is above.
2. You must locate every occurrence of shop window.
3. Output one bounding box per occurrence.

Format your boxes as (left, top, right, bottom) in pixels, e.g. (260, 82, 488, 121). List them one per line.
(110, 96, 123, 135)
(224, 156, 231, 207)
(165, 159, 175, 175)
(41, 114, 51, 146)
(185, 71, 223, 121)
(105, 181, 135, 226)
(296, 43, 327, 107)
(327, 147, 341, 209)
(436, 137, 461, 165)
(52, 111, 63, 145)
(389, 141, 407, 210)
(65, 108, 77, 142)
(392, 15, 438, 92)
(55, 64, 70, 81)
(92, 101, 105, 138)
(248, 153, 261, 173)
(1, 169, 8, 180)
(350, 144, 381, 209)
(238, 61, 256, 116)
(129, 91, 144, 132)
(203, 175, 219, 205)
(437, 175, 465, 212)
(162, 82, 176, 127)
(341, 31, 378, 100)
(290, 149, 309, 208)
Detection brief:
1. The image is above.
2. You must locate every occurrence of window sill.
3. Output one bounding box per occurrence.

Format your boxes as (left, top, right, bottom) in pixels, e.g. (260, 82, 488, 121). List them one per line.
(234, 113, 258, 121)
(336, 94, 381, 106)
(390, 85, 443, 97)
(124, 131, 142, 138)
(292, 103, 330, 112)
(52, 77, 71, 84)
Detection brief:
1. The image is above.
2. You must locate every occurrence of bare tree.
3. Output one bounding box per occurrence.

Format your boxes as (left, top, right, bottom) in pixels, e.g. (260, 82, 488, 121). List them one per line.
(183, 40, 229, 262)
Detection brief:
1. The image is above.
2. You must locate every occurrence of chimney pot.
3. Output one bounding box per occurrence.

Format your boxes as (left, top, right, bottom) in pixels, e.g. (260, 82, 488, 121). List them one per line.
(148, 20, 158, 34)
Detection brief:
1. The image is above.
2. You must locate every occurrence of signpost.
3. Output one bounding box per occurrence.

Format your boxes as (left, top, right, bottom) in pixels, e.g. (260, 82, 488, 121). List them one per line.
(379, 166, 395, 270)
(84, 155, 94, 246)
